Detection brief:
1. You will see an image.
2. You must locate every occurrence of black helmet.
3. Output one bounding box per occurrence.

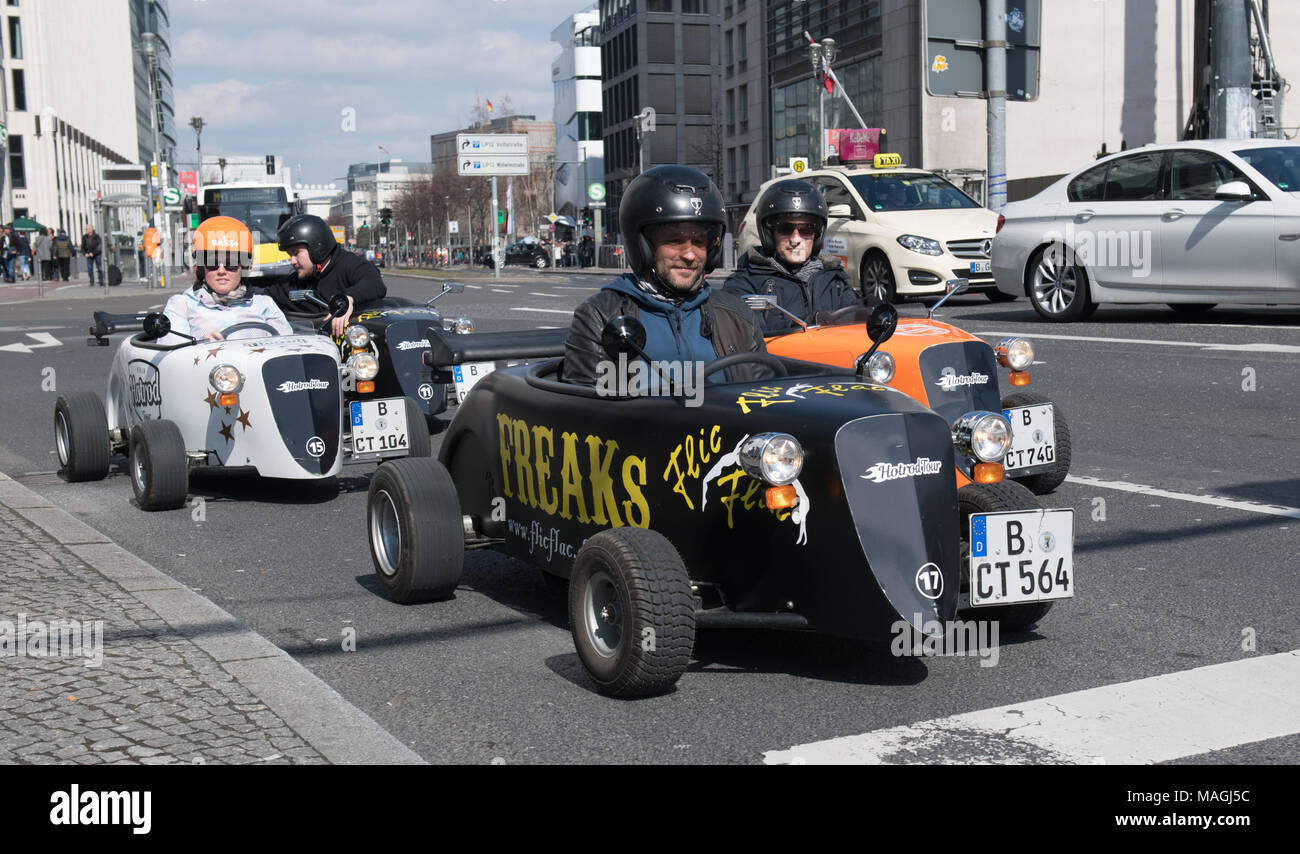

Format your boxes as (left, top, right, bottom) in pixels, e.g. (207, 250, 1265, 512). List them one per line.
(754, 179, 828, 257)
(619, 165, 726, 279)
(277, 214, 337, 265)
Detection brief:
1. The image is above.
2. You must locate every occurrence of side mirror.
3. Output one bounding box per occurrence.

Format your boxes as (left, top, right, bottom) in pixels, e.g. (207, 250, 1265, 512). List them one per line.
(327, 294, 351, 318)
(946, 277, 970, 295)
(142, 313, 171, 340)
(744, 294, 777, 311)
(866, 302, 898, 344)
(600, 315, 647, 362)
(1215, 181, 1253, 202)
(425, 281, 465, 306)
(828, 203, 853, 218)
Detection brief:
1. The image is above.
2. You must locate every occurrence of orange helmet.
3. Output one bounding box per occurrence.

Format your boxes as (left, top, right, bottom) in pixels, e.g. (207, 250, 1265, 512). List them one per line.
(192, 216, 253, 272)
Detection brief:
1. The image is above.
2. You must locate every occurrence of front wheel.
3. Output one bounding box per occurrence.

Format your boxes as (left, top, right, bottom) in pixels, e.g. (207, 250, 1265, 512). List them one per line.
(368, 458, 463, 602)
(860, 250, 897, 305)
(534, 254, 548, 269)
(54, 392, 110, 482)
(1028, 244, 1094, 322)
(957, 482, 1054, 632)
(402, 396, 432, 458)
(568, 528, 696, 698)
(1001, 391, 1071, 495)
(129, 420, 189, 511)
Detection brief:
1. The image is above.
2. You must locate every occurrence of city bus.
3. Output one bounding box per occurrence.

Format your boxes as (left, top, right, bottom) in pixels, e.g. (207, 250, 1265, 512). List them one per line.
(198, 182, 300, 279)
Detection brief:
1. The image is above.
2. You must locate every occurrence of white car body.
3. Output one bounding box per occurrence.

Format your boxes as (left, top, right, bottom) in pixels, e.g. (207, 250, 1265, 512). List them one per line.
(739, 165, 1000, 300)
(992, 138, 1300, 318)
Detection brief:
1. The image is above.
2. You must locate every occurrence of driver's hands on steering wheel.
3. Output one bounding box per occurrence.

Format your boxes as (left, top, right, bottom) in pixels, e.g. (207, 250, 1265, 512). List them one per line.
(326, 295, 355, 338)
(201, 331, 225, 341)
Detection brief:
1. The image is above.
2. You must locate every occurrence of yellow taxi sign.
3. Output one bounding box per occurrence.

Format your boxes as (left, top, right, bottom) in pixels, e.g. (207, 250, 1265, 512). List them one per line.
(873, 153, 903, 169)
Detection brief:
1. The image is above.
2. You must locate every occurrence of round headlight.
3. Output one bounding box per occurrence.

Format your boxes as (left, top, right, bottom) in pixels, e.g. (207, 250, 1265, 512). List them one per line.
(739, 432, 804, 486)
(995, 337, 1034, 370)
(952, 411, 1013, 462)
(866, 351, 895, 383)
(442, 317, 475, 335)
(209, 364, 244, 393)
(347, 352, 380, 380)
(344, 324, 371, 349)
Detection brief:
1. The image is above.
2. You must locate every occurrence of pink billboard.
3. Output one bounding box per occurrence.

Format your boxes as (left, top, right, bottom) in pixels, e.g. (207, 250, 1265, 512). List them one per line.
(837, 129, 886, 163)
(179, 171, 198, 195)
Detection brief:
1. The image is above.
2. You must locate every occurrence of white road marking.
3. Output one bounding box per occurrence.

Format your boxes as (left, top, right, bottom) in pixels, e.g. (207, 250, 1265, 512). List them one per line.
(764, 649, 1300, 764)
(512, 307, 574, 315)
(465, 284, 482, 290)
(1066, 475, 1300, 519)
(490, 288, 513, 294)
(974, 330, 1300, 354)
(0, 331, 62, 353)
(553, 285, 598, 290)
(529, 292, 569, 298)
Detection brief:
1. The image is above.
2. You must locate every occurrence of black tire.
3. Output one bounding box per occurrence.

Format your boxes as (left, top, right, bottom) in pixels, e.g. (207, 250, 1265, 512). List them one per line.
(368, 458, 463, 602)
(1168, 303, 1216, 317)
(1000, 391, 1071, 495)
(568, 528, 695, 698)
(403, 396, 432, 458)
(54, 392, 110, 482)
(985, 288, 1018, 303)
(129, 420, 189, 511)
(860, 250, 897, 305)
(533, 254, 548, 269)
(1027, 244, 1094, 322)
(957, 481, 1054, 632)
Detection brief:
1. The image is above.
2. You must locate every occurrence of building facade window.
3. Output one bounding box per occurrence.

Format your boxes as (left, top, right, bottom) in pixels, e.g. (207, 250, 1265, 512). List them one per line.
(8, 135, 24, 189)
(11, 68, 24, 111)
(739, 144, 749, 194)
(738, 83, 748, 128)
(7, 15, 20, 58)
(682, 0, 709, 13)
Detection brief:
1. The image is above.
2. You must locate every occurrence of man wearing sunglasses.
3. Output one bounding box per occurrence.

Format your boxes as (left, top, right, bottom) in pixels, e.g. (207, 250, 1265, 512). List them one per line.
(164, 216, 292, 341)
(724, 179, 860, 334)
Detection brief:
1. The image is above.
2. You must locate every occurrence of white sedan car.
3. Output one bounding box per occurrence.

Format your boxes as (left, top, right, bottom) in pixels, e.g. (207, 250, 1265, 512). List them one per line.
(992, 139, 1300, 320)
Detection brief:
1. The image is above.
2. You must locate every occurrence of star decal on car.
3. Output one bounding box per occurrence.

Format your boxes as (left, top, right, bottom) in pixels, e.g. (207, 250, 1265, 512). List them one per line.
(206, 345, 224, 360)
(218, 422, 234, 444)
(236, 408, 252, 430)
(203, 390, 219, 411)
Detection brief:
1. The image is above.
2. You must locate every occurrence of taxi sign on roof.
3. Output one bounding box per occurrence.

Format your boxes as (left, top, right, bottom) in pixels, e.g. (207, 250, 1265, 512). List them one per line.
(873, 153, 903, 169)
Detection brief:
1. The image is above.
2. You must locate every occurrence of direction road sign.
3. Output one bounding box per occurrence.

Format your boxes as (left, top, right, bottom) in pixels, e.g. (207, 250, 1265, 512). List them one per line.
(456, 134, 529, 155)
(457, 154, 530, 176)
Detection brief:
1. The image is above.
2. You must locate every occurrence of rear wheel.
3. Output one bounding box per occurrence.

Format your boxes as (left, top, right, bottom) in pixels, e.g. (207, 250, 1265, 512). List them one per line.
(54, 392, 110, 482)
(1028, 244, 1094, 322)
(402, 396, 432, 458)
(568, 528, 696, 698)
(860, 250, 897, 305)
(129, 420, 188, 511)
(533, 254, 548, 269)
(368, 458, 463, 602)
(1001, 391, 1071, 495)
(957, 481, 1054, 632)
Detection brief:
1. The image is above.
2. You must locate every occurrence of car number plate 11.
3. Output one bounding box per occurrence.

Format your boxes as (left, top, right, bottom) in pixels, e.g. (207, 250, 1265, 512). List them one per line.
(1001, 403, 1055, 472)
(350, 398, 409, 455)
(969, 508, 1075, 607)
(969, 260, 992, 274)
(453, 361, 497, 404)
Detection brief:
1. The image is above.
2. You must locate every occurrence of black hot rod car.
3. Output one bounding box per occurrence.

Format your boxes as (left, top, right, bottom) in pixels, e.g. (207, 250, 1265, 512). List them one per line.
(365, 306, 1076, 697)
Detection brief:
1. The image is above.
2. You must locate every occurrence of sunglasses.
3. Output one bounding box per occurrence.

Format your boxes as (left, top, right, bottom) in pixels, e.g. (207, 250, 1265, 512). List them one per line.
(774, 222, 816, 238)
(197, 255, 245, 271)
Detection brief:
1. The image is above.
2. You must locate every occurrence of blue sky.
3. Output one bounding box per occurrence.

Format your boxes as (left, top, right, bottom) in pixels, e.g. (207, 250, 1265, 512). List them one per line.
(171, 0, 589, 185)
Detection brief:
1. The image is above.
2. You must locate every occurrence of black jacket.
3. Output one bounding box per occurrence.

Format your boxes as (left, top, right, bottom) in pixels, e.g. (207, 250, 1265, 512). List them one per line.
(259, 247, 387, 310)
(563, 274, 772, 386)
(723, 249, 860, 334)
(81, 232, 102, 256)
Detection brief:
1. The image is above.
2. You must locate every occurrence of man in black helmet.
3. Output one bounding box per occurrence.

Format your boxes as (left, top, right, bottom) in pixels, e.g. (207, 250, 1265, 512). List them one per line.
(724, 179, 861, 334)
(562, 165, 771, 388)
(260, 214, 387, 337)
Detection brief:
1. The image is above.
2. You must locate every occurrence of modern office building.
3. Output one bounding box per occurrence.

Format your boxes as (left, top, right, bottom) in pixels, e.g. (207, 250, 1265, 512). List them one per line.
(551, 7, 605, 220)
(1, 0, 176, 233)
(331, 160, 433, 235)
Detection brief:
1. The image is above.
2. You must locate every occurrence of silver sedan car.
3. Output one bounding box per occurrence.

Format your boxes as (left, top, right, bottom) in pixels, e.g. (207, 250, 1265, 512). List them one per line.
(992, 139, 1300, 321)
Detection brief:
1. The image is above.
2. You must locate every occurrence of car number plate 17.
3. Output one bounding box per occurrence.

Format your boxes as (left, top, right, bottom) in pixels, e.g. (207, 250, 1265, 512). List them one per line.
(1001, 404, 1055, 472)
(969, 260, 992, 274)
(452, 361, 497, 404)
(350, 398, 409, 455)
(969, 508, 1075, 607)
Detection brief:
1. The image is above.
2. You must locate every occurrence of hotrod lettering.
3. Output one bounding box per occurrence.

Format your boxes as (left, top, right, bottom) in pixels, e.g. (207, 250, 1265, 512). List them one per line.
(506, 518, 579, 562)
(700, 435, 811, 545)
(496, 413, 650, 528)
(128, 372, 161, 409)
(934, 370, 990, 392)
(662, 425, 723, 509)
(395, 340, 427, 351)
(736, 382, 883, 414)
(277, 379, 330, 393)
(860, 458, 944, 483)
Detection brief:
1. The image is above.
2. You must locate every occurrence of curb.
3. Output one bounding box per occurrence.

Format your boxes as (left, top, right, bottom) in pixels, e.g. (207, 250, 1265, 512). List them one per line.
(0, 472, 425, 765)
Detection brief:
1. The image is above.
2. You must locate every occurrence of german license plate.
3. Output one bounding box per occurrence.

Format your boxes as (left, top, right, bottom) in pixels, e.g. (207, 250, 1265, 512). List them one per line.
(1002, 403, 1056, 472)
(452, 361, 496, 404)
(969, 508, 1075, 606)
(969, 260, 992, 274)
(350, 398, 409, 455)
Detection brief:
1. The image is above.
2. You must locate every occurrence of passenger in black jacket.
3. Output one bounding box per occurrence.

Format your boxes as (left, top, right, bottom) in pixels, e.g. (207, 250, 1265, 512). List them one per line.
(260, 214, 386, 336)
(724, 179, 862, 334)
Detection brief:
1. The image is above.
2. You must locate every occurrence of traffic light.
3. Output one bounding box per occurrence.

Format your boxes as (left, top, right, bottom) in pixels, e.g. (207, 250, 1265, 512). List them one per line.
(380, 208, 393, 226)
(581, 208, 593, 227)
(265, 155, 275, 175)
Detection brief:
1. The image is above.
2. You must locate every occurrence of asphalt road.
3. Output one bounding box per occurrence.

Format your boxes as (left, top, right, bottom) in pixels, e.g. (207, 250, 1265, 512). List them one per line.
(3, 269, 1298, 764)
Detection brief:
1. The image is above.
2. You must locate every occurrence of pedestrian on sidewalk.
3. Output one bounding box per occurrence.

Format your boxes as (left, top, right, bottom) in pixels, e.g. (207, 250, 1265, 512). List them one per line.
(53, 228, 74, 281)
(34, 228, 53, 281)
(1, 225, 16, 282)
(82, 226, 104, 287)
(17, 229, 32, 280)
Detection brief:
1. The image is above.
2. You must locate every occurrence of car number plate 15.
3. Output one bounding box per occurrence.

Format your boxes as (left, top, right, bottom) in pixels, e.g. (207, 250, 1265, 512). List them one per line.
(452, 361, 497, 404)
(1001, 404, 1055, 472)
(969, 508, 1075, 607)
(350, 398, 409, 455)
(969, 260, 992, 274)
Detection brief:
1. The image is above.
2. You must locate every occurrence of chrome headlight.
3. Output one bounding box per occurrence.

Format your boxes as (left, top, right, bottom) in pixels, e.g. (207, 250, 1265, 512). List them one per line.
(865, 351, 895, 383)
(995, 337, 1034, 370)
(442, 317, 475, 334)
(952, 411, 1013, 462)
(896, 234, 943, 256)
(739, 432, 804, 486)
(343, 324, 371, 349)
(347, 352, 380, 380)
(209, 364, 244, 393)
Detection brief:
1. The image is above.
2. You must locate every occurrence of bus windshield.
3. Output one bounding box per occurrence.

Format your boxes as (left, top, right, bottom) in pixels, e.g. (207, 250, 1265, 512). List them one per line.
(200, 187, 293, 244)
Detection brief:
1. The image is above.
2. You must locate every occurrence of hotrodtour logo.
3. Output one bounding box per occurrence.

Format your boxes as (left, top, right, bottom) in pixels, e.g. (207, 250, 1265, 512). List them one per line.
(276, 379, 330, 393)
(860, 458, 944, 483)
(395, 340, 427, 351)
(127, 360, 162, 419)
(934, 368, 990, 392)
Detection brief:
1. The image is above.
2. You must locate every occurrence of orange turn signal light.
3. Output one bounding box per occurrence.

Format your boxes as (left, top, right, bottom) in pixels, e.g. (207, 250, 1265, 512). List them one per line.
(973, 463, 1003, 484)
(765, 485, 799, 510)
(1008, 371, 1031, 386)
(217, 393, 239, 407)
(357, 380, 375, 394)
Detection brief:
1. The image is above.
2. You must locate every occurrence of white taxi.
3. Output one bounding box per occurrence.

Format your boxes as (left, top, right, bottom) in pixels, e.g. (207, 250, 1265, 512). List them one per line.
(739, 155, 1003, 302)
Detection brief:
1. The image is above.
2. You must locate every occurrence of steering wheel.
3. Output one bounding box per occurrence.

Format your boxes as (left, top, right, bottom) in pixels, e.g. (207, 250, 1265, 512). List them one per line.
(702, 352, 788, 380)
(219, 321, 282, 338)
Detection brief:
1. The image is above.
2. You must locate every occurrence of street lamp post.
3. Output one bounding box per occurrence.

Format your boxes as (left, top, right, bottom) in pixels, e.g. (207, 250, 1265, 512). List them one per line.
(189, 116, 204, 189)
(140, 32, 163, 290)
(808, 37, 837, 169)
(465, 187, 473, 265)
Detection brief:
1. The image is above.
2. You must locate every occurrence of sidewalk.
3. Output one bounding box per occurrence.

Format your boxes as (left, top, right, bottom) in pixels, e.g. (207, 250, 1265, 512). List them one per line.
(0, 271, 167, 306)
(0, 473, 423, 765)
